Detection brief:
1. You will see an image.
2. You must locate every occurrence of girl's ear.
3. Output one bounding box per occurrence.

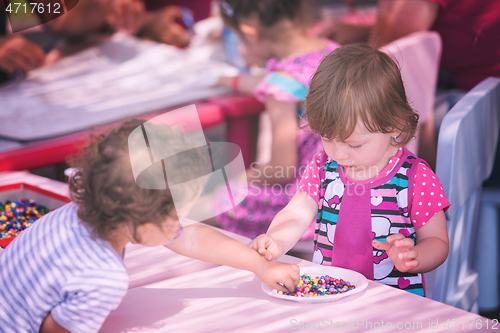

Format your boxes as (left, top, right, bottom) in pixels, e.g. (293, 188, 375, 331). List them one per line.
(239, 21, 260, 42)
(134, 222, 153, 242)
(392, 129, 405, 145)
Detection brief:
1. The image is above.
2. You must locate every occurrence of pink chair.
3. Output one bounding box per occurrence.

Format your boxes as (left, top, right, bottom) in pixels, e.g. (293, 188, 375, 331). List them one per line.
(380, 31, 442, 157)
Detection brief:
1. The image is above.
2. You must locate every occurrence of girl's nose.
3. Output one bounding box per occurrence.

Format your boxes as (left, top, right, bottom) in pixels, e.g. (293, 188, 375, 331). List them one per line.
(333, 144, 349, 162)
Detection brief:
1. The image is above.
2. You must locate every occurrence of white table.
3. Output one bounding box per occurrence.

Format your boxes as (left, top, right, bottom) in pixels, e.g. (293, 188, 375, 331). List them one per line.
(0, 172, 493, 332)
(101, 233, 492, 333)
(103, 245, 495, 332)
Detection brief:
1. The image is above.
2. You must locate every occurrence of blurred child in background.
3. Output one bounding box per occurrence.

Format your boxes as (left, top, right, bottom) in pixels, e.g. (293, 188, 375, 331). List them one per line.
(213, 0, 341, 240)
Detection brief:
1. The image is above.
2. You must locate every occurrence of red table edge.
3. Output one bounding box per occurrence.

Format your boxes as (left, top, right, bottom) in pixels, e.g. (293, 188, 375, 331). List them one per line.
(0, 96, 264, 172)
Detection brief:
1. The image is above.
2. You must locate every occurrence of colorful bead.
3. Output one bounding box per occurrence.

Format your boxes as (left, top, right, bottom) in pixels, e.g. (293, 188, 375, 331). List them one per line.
(0, 199, 51, 240)
(288, 274, 356, 297)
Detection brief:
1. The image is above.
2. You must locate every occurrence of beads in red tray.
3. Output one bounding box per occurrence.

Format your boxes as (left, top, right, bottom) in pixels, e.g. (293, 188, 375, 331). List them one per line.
(0, 199, 50, 239)
(272, 274, 356, 297)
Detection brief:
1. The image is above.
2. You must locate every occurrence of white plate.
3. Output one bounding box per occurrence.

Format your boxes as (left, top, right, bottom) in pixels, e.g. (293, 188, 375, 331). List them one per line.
(262, 266, 368, 304)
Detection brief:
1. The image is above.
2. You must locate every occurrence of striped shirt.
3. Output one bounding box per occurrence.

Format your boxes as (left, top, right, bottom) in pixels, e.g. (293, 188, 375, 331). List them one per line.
(0, 203, 129, 333)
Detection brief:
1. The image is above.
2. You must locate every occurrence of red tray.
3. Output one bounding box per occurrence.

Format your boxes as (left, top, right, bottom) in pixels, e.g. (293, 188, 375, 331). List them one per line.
(0, 183, 71, 249)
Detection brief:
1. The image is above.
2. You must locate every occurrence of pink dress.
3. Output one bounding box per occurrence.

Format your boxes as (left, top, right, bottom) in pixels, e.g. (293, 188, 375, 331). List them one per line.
(299, 147, 450, 295)
(212, 40, 341, 239)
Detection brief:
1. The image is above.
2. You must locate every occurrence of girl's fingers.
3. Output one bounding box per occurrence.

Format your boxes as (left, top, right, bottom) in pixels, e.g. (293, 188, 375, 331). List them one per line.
(386, 233, 404, 243)
(394, 238, 414, 248)
(256, 236, 272, 253)
(290, 268, 300, 285)
(405, 259, 419, 269)
(398, 249, 417, 260)
(275, 282, 289, 293)
(372, 240, 391, 251)
(264, 250, 275, 261)
(284, 274, 298, 291)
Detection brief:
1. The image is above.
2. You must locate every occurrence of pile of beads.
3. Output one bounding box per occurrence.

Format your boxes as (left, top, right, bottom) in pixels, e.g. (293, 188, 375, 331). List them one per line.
(272, 274, 356, 297)
(0, 199, 50, 239)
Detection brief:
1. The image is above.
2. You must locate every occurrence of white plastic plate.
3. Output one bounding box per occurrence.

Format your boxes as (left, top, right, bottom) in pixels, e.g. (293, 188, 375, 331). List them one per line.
(262, 266, 368, 304)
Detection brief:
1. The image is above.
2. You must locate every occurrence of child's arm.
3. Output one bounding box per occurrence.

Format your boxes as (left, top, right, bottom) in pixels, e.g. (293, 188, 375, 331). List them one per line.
(247, 95, 298, 184)
(217, 74, 266, 95)
(249, 192, 318, 261)
(165, 223, 300, 292)
(372, 209, 449, 273)
(40, 312, 71, 333)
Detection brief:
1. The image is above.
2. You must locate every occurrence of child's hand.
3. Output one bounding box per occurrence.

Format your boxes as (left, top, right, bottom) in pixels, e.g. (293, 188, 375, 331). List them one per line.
(253, 259, 300, 293)
(249, 234, 280, 261)
(372, 234, 419, 272)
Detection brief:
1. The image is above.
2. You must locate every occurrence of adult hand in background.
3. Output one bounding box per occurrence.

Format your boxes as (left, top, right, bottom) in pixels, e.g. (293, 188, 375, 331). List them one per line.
(0, 36, 45, 74)
(107, 0, 146, 35)
(139, 6, 191, 47)
(46, 0, 145, 38)
(46, 0, 110, 38)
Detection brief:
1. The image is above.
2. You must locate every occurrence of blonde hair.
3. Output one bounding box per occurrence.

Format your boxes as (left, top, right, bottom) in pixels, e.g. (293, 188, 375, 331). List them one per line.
(305, 44, 419, 146)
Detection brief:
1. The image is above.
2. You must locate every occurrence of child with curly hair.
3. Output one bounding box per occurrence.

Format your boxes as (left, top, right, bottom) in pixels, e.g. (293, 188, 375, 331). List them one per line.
(0, 119, 299, 332)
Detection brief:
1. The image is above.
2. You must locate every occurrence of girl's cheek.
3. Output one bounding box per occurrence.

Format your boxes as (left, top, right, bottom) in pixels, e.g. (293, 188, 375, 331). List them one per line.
(239, 43, 269, 66)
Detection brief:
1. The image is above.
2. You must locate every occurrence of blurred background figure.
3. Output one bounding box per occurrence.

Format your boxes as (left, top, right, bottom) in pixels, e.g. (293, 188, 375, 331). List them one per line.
(0, 2, 46, 83)
(0, 0, 214, 84)
(46, 0, 214, 47)
(369, 0, 500, 92)
(0, 35, 46, 80)
(204, 0, 340, 241)
(142, 0, 213, 47)
(317, 0, 500, 91)
(46, 0, 146, 39)
(314, 0, 499, 171)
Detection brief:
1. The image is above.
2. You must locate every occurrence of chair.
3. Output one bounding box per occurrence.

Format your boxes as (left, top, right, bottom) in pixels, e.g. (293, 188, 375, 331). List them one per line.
(380, 31, 442, 159)
(425, 77, 500, 312)
(476, 189, 500, 311)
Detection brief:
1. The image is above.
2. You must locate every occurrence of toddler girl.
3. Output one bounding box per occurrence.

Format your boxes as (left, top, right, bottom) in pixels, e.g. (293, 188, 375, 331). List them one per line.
(250, 45, 450, 296)
(213, 0, 341, 239)
(0, 120, 299, 332)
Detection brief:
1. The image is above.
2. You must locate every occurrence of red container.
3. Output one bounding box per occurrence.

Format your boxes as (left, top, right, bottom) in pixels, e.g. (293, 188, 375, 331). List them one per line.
(0, 183, 71, 250)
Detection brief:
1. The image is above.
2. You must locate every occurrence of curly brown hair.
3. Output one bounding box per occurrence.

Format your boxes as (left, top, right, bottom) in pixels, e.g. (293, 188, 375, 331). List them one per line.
(305, 44, 419, 146)
(68, 119, 206, 242)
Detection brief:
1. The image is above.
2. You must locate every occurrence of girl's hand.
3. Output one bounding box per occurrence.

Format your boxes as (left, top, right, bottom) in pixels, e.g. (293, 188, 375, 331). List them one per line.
(253, 259, 300, 293)
(249, 234, 280, 261)
(372, 234, 419, 272)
